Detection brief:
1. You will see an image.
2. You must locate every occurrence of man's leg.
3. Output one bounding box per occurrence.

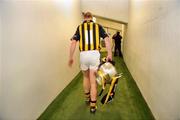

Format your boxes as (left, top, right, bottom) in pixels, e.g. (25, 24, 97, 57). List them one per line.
(82, 70, 91, 104)
(114, 46, 117, 56)
(118, 46, 122, 57)
(89, 69, 97, 113)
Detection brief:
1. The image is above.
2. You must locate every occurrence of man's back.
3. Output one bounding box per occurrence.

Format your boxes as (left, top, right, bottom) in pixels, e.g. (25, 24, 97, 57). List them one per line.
(72, 20, 108, 51)
(78, 20, 100, 51)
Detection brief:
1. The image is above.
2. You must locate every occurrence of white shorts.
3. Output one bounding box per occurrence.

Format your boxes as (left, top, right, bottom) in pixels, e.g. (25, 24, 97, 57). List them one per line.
(80, 50, 100, 71)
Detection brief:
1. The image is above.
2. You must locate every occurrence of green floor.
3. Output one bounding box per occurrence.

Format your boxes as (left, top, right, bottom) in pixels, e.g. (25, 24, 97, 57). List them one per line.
(38, 54, 155, 120)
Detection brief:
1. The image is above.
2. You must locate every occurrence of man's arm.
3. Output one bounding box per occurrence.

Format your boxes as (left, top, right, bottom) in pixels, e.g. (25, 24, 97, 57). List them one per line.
(68, 40, 77, 67)
(98, 25, 112, 61)
(68, 25, 80, 67)
(104, 36, 112, 61)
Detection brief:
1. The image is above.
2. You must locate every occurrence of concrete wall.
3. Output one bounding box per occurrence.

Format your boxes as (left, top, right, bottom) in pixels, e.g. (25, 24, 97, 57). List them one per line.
(0, 5, 2, 112)
(96, 18, 123, 31)
(81, 0, 128, 23)
(0, 0, 81, 120)
(124, 0, 180, 119)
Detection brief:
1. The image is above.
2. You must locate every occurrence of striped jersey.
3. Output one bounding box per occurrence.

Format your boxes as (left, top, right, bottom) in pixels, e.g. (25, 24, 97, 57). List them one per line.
(71, 20, 108, 51)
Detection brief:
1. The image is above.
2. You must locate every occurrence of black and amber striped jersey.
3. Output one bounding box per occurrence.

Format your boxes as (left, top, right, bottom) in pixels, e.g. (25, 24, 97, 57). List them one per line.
(71, 20, 108, 51)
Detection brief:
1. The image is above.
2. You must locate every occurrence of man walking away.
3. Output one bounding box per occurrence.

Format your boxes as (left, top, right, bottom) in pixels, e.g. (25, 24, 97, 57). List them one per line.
(68, 12, 112, 113)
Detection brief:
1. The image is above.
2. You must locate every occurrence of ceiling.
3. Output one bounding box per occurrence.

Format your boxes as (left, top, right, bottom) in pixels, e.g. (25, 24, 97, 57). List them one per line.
(81, 0, 129, 23)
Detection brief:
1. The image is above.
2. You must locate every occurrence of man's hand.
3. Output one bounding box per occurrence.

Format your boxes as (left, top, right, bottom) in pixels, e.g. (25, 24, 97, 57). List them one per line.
(106, 54, 112, 62)
(68, 58, 74, 67)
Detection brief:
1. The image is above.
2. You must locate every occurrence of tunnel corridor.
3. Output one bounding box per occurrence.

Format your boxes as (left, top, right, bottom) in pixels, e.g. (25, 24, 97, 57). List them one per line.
(1, 0, 180, 120)
(38, 54, 154, 120)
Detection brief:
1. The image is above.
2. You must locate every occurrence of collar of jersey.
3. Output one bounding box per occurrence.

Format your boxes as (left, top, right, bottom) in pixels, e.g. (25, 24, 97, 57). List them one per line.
(83, 20, 93, 23)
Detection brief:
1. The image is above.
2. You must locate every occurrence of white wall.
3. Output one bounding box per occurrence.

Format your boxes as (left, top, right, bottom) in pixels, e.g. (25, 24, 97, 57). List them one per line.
(0, 4, 2, 113)
(124, 0, 180, 119)
(96, 18, 123, 31)
(81, 0, 128, 23)
(0, 0, 81, 120)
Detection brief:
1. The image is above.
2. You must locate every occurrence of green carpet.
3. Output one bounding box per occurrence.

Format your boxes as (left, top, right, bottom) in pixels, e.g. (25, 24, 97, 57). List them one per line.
(38, 53, 155, 120)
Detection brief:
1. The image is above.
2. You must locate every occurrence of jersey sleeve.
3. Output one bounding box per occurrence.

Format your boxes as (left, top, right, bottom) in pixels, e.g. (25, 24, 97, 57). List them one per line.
(99, 25, 108, 39)
(71, 26, 80, 41)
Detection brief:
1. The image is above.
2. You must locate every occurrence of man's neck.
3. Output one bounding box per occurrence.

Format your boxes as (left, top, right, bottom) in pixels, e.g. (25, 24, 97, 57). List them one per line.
(83, 19, 93, 23)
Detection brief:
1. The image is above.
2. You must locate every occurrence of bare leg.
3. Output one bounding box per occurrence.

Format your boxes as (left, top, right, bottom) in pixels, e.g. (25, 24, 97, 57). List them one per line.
(82, 70, 90, 94)
(89, 69, 97, 105)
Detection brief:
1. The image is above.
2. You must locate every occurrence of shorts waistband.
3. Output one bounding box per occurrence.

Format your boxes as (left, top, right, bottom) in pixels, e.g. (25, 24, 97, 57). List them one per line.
(80, 50, 99, 53)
